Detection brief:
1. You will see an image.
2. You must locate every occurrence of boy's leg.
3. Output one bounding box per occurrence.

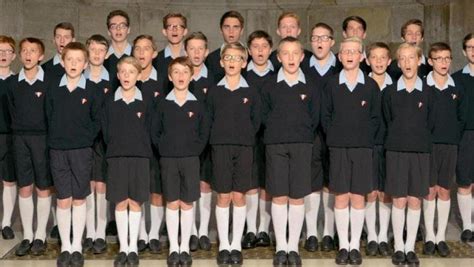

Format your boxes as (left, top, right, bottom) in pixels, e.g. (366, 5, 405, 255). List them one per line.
(18, 186, 34, 242)
(423, 187, 437, 254)
(257, 188, 271, 245)
(304, 191, 320, 251)
(149, 193, 164, 252)
(94, 181, 107, 252)
(377, 192, 392, 255)
(272, 197, 289, 253)
(128, 200, 142, 255)
(322, 189, 335, 249)
(230, 192, 247, 253)
(365, 191, 378, 255)
(349, 193, 365, 264)
(198, 181, 212, 248)
(34, 188, 51, 243)
(288, 198, 305, 253)
(138, 203, 149, 251)
(405, 197, 421, 262)
(243, 188, 258, 248)
(115, 200, 129, 253)
(216, 194, 231, 251)
(1, 181, 17, 239)
(85, 186, 96, 247)
(166, 202, 180, 254)
(179, 202, 194, 254)
(436, 186, 451, 256)
(391, 197, 407, 263)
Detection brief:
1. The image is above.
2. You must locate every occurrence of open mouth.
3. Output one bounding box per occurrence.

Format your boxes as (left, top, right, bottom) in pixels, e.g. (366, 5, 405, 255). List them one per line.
(0, 58, 6, 62)
(228, 65, 236, 70)
(347, 59, 354, 64)
(172, 34, 178, 38)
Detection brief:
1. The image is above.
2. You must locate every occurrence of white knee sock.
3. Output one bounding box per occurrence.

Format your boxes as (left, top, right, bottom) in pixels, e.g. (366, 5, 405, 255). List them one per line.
(180, 208, 194, 253)
(257, 199, 271, 234)
(349, 207, 365, 251)
(191, 202, 198, 236)
(304, 192, 320, 238)
(335, 207, 349, 250)
(245, 194, 258, 234)
(323, 191, 335, 237)
(138, 204, 148, 242)
(129, 210, 141, 253)
(57, 207, 72, 252)
(166, 208, 179, 254)
(405, 208, 421, 253)
(51, 205, 58, 226)
(198, 192, 212, 237)
(230, 205, 247, 251)
(378, 202, 392, 243)
(457, 193, 472, 231)
(1, 184, 17, 228)
(216, 206, 230, 251)
(392, 206, 405, 252)
(365, 201, 377, 243)
(272, 202, 288, 252)
(423, 199, 436, 243)
(95, 192, 107, 240)
(115, 210, 128, 253)
(86, 193, 96, 239)
(35, 196, 51, 241)
(436, 199, 450, 243)
(288, 204, 305, 253)
(149, 204, 164, 240)
(72, 203, 86, 252)
(19, 195, 34, 241)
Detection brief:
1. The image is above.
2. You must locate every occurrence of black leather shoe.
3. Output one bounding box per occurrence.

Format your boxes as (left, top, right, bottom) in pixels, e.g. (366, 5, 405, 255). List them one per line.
(255, 232, 270, 247)
(378, 241, 391, 256)
(189, 235, 199, 252)
(149, 239, 161, 254)
(93, 238, 107, 254)
(1, 226, 14, 240)
(57, 251, 71, 267)
(137, 239, 148, 252)
(30, 239, 47, 256)
(461, 229, 472, 242)
(114, 252, 127, 267)
(272, 250, 287, 266)
(405, 251, 420, 265)
(287, 251, 302, 266)
(127, 252, 139, 266)
(423, 241, 436, 255)
(335, 249, 349, 265)
(199, 236, 211, 251)
(216, 250, 230, 265)
(241, 232, 257, 249)
(230, 249, 243, 265)
(167, 252, 180, 267)
(70, 251, 84, 267)
(50, 225, 60, 239)
(436, 241, 450, 257)
(83, 238, 93, 252)
(391, 251, 405, 265)
(304, 236, 318, 252)
(321, 235, 335, 251)
(15, 239, 31, 256)
(365, 240, 378, 256)
(349, 249, 362, 265)
(106, 220, 117, 236)
(179, 251, 193, 266)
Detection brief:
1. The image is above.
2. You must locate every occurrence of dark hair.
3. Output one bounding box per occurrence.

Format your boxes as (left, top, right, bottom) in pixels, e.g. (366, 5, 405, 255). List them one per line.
(311, 22, 334, 37)
(61, 42, 88, 61)
(220, 10, 244, 28)
(401, 19, 424, 38)
(247, 30, 273, 48)
(132, 34, 157, 51)
(429, 42, 451, 58)
(19, 37, 45, 55)
(107, 10, 130, 27)
(168, 56, 193, 76)
(462, 33, 474, 50)
(54, 22, 75, 38)
(184, 32, 208, 50)
(366, 42, 391, 58)
(86, 34, 109, 50)
(342, 16, 367, 32)
(163, 13, 187, 29)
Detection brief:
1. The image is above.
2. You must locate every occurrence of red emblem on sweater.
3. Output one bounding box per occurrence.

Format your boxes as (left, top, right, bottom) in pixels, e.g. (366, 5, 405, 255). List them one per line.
(154, 91, 160, 97)
(300, 94, 307, 100)
(35, 92, 42, 97)
(243, 97, 249, 104)
(361, 100, 367, 106)
(82, 98, 87, 104)
(137, 112, 142, 118)
(418, 102, 423, 108)
(188, 111, 194, 118)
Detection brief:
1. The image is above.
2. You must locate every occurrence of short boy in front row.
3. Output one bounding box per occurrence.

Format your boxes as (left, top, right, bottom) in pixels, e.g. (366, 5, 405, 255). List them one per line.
(322, 37, 381, 265)
(152, 56, 210, 266)
(207, 43, 261, 265)
(423, 42, 466, 257)
(46, 42, 101, 267)
(261, 37, 320, 266)
(101, 56, 152, 267)
(7, 38, 52, 257)
(383, 43, 434, 266)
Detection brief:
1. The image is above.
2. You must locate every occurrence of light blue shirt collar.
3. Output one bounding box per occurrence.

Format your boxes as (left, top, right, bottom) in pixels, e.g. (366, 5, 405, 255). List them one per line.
(18, 66, 44, 85)
(164, 45, 186, 59)
(426, 71, 455, 91)
(369, 72, 393, 90)
(462, 64, 474, 77)
(59, 74, 87, 90)
(397, 76, 423, 92)
(247, 60, 274, 77)
(277, 68, 306, 87)
(107, 43, 132, 58)
(165, 90, 197, 106)
(53, 54, 61, 65)
(193, 65, 208, 81)
(339, 69, 365, 92)
(114, 87, 143, 104)
(217, 75, 249, 90)
(309, 52, 336, 76)
(84, 66, 110, 83)
(142, 67, 158, 82)
(0, 71, 13, 80)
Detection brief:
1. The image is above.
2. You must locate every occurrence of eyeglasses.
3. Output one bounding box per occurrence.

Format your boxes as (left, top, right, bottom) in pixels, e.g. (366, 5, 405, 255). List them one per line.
(311, 35, 333, 42)
(0, 49, 14, 55)
(166, 24, 185, 31)
(222, 54, 244, 62)
(431, 56, 452, 63)
(340, 49, 362, 55)
(109, 23, 129, 31)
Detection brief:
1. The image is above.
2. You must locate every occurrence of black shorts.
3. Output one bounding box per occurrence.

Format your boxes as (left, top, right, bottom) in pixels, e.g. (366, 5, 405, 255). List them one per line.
(328, 147, 373, 195)
(265, 143, 312, 199)
(311, 134, 324, 192)
(0, 134, 15, 182)
(200, 145, 212, 183)
(456, 131, 474, 187)
(92, 137, 107, 182)
(50, 148, 93, 200)
(211, 145, 253, 194)
(251, 135, 265, 189)
(13, 134, 51, 189)
(150, 148, 162, 194)
(161, 157, 200, 203)
(373, 145, 386, 192)
(106, 157, 150, 204)
(430, 144, 457, 189)
(385, 151, 430, 198)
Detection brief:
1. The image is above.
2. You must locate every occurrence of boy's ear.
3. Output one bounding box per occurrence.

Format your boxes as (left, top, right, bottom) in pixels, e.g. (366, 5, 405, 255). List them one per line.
(152, 50, 158, 59)
(342, 31, 348, 39)
(220, 58, 225, 68)
(162, 28, 167, 37)
(39, 54, 44, 62)
(337, 52, 342, 62)
(387, 58, 392, 66)
(276, 28, 282, 38)
(241, 59, 247, 69)
(168, 74, 172, 81)
(204, 48, 209, 58)
(462, 50, 467, 57)
(277, 53, 282, 63)
(365, 58, 371, 66)
(183, 28, 188, 37)
(83, 61, 89, 70)
(428, 58, 433, 67)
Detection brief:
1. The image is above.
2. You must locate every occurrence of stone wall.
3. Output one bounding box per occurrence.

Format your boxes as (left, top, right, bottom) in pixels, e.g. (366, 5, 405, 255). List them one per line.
(0, 0, 473, 71)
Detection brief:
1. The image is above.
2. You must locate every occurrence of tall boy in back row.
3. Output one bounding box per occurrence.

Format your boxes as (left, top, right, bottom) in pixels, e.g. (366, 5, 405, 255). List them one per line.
(42, 22, 75, 79)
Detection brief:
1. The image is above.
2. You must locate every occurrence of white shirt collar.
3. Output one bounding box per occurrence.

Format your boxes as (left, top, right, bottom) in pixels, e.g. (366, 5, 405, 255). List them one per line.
(339, 69, 365, 92)
(397, 76, 423, 91)
(165, 90, 197, 106)
(107, 43, 132, 58)
(247, 60, 274, 77)
(164, 45, 187, 59)
(426, 71, 455, 91)
(0, 71, 13, 80)
(369, 72, 393, 90)
(142, 67, 158, 82)
(193, 65, 208, 81)
(277, 68, 306, 87)
(462, 64, 474, 77)
(59, 74, 87, 89)
(84, 66, 110, 83)
(18, 66, 44, 85)
(309, 52, 336, 76)
(53, 54, 61, 65)
(217, 75, 249, 90)
(114, 87, 143, 104)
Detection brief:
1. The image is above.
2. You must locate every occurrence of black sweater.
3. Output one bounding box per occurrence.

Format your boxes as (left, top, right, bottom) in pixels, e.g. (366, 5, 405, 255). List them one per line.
(104, 52, 130, 92)
(205, 48, 225, 82)
(152, 97, 210, 157)
(388, 59, 432, 80)
(207, 81, 261, 146)
(46, 78, 102, 149)
(152, 50, 175, 94)
(189, 71, 215, 102)
(101, 90, 153, 158)
(42, 58, 65, 79)
(261, 74, 320, 144)
(321, 73, 381, 148)
(0, 77, 12, 133)
(452, 68, 474, 130)
(383, 82, 434, 152)
(136, 77, 167, 104)
(244, 68, 275, 94)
